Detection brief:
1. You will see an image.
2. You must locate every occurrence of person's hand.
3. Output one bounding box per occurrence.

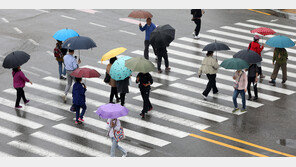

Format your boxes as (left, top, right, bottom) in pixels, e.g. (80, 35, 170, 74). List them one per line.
(82, 83, 86, 89)
(78, 59, 81, 64)
(139, 23, 142, 27)
(244, 88, 247, 92)
(29, 81, 32, 85)
(255, 77, 258, 83)
(111, 121, 115, 127)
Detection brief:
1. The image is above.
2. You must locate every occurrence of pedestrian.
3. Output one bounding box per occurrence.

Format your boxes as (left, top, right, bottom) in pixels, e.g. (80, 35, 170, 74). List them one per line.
(139, 17, 156, 60)
(116, 76, 130, 106)
(72, 77, 87, 124)
(54, 40, 67, 80)
(63, 49, 81, 102)
(106, 57, 120, 103)
(198, 51, 219, 99)
(153, 45, 171, 73)
(12, 66, 32, 108)
(106, 118, 127, 157)
(246, 64, 259, 100)
(248, 35, 265, 79)
(191, 9, 205, 39)
(136, 72, 153, 119)
(232, 69, 248, 113)
(269, 48, 288, 85)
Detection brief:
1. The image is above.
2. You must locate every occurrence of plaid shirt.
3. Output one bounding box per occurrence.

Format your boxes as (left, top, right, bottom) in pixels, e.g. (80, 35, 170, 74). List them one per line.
(54, 46, 64, 61)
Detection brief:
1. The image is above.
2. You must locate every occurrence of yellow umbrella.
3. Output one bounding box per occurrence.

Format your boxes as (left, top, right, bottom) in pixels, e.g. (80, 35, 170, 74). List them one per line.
(100, 47, 127, 63)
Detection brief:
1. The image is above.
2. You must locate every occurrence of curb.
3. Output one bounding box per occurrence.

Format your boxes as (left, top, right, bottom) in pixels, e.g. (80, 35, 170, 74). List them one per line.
(269, 9, 296, 21)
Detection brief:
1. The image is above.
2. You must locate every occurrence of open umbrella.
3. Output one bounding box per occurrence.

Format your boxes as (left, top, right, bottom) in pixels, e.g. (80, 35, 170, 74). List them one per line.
(101, 47, 126, 63)
(250, 27, 276, 45)
(2, 51, 30, 69)
(265, 35, 295, 48)
(125, 57, 156, 73)
(110, 56, 132, 81)
(70, 68, 101, 78)
(128, 10, 153, 19)
(150, 24, 175, 49)
(233, 49, 262, 64)
(96, 103, 129, 119)
(220, 58, 249, 70)
(53, 28, 79, 41)
(202, 40, 230, 59)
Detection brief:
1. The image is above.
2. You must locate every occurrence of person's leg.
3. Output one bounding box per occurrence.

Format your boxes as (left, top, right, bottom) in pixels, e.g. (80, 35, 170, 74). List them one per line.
(140, 91, 146, 115)
(110, 137, 116, 157)
(281, 63, 287, 82)
(247, 77, 252, 98)
(15, 88, 22, 107)
(62, 62, 66, 76)
(271, 63, 280, 81)
(109, 87, 115, 103)
(240, 90, 246, 110)
(194, 19, 201, 36)
(232, 89, 239, 109)
(120, 93, 126, 106)
(163, 51, 169, 68)
(212, 74, 218, 93)
(58, 61, 62, 77)
(75, 105, 81, 122)
(20, 87, 28, 103)
(79, 104, 87, 119)
(144, 40, 149, 60)
(157, 54, 162, 71)
(64, 71, 73, 95)
(116, 141, 127, 156)
(147, 90, 152, 110)
(254, 79, 258, 98)
(202, 74, 212, 97)
(114, 87, 119, 100)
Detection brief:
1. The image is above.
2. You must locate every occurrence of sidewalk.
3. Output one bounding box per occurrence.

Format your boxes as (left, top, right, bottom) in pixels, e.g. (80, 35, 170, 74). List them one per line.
(270, 9, 296, 21)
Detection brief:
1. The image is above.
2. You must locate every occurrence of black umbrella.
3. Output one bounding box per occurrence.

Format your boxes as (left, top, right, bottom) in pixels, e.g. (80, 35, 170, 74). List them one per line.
(202, 41, 230, 51)
(2, 51, 30, 69)
(150, 24, 175, 49)
(233, 49, 262, 64)
(62, 36, 97, 50)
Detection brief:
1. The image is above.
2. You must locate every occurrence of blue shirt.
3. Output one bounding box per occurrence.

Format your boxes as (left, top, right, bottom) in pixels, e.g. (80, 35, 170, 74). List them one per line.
(139, 23, 156, 40)
(63, 54, 78, 71)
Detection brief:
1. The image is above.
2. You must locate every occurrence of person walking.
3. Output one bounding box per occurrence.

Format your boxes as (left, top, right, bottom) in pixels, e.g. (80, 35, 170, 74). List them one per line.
(63, 49, 81, 102)
(191, 9, 205, 39)
(248, 35, 265, 79)
(106, 118, 127, 157)
(153, 46, 171, 73)
(106, 57, 120, 103)
(136, 72, 153, 119)
(232, 69, 248, 113)
(12, 66, 32, 108)
(54, 40, 67, 80)
(246, 64, 259, 101)
(198, 51, 219, 99)
(269, 48, 288, 85)
(116, 76, 130, 106)
(72, 77, 87, 124)
(139, 18, 156, 60)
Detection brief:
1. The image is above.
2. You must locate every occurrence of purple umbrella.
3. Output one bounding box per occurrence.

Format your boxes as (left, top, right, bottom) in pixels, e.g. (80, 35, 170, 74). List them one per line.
(96, 103, 129, 119)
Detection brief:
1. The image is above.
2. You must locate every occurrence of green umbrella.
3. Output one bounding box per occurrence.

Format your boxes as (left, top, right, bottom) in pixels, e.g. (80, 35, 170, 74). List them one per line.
(125, 57, 156, 73)
(220, 58, 249, 70)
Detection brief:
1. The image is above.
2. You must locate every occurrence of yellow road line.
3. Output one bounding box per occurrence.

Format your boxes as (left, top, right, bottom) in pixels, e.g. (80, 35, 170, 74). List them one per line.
(189, 133, 268, 157)
(248, 9, 271, 15)
(201, 130, 296, 157)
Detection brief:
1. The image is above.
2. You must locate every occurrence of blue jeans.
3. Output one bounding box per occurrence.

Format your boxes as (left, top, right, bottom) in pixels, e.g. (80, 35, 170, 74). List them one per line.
(74, 104, 86, 121)
(110, 137, 126, 157)
(233, 89, 246, 109)
(58, 61, 66, 77)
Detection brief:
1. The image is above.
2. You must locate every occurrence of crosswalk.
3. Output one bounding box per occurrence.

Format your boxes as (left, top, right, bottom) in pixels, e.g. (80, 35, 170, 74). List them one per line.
(0, 17, 296, 157)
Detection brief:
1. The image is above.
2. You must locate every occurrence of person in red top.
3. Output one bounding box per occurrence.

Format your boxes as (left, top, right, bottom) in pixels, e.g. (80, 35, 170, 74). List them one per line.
(248, 35, 265, 78)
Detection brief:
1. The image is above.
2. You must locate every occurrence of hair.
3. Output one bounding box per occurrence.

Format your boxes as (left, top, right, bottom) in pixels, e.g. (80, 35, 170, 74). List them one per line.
(109, 57, 117, 64)
(275, 47, 286, 53)
(147, 18, 151, 21)
(12, 67, 19, 73)
(75, 77, 82, 82)
(254, 37, 259, 42)
(68, 49, 74, 53)
(206, 51, 214, 56)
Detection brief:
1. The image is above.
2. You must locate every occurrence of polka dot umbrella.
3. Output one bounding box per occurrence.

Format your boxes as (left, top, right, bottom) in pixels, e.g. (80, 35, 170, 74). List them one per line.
(110, 56, 132, 81)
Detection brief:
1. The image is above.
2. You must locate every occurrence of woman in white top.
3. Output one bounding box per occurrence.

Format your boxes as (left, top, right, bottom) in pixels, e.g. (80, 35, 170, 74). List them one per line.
(106, 118, 127, 157)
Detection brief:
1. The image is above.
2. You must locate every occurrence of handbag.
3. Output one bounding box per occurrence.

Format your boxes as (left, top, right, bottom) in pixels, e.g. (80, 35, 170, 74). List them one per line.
(113, 127, 125, 142)
(104, 72, 111, 83)
(70, 104, 76, 112)
(233, 72, 243, 89)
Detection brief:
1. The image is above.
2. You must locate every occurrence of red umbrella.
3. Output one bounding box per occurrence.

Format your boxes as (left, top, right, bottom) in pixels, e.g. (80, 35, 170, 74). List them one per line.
(128, 10, 153, 19)
(70, 68, 101, 78)
(250, 27, 276, 36)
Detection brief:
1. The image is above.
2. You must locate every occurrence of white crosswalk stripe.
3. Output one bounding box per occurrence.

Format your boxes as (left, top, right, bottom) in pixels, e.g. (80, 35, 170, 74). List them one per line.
(247, 19, 296, 31)
(0, 151, 13, 157)
(0, 126, 22, 138)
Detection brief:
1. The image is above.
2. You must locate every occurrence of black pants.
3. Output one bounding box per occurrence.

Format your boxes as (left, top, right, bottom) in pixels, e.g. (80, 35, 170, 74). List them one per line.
(258, 67, 262, 76)
(144, 40, 150, 60)
(120, 93, 126, 106)
(140, 90, 152, 115)
(194, 19, 201, 36)
(157, 52, 169, 70)
(109, 87, 119, 103)
(202, 74, 218, 97)
(247, 76, 258, 98)
(15, 87, 27, 107)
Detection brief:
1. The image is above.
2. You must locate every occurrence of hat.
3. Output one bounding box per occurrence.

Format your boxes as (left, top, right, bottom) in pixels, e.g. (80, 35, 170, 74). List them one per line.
(254, 35, 261, 40)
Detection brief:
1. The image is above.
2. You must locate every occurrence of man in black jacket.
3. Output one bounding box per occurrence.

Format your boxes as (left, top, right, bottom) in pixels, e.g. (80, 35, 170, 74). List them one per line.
(191, 9, 204, 39)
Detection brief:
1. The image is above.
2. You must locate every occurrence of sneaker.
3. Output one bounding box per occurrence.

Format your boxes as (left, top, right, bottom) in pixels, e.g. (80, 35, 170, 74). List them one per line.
(192, 32, 195, 36)
(60, 76, 66, 80)
(149, 107, 153, 111)
(158, 70, 162, 73)
(122, 151, 128, 157)
(140, 113, 145, 119)
(78, 118, 84, 122)
(241, 108, 247, 112)
(62, 94, 67, 102)
(232, 108, 239, 113)
(194, 35, 200, 39)
(253, 97, 258, 100)
(75, 120, 82, 124)
(15, 106, 22, 109)
(165, 67, 171, 71)
(202, 94, 207, 100)
(282, 80, 286, 83)
(247, 96, 252, 100)
(24, 100, 30, 104)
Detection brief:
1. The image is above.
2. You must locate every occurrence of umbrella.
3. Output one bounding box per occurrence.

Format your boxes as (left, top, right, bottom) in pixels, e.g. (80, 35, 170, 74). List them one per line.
(202, 41, 230, 51)
(2, 51, 30, 69)
(265, 35, 295, 48)
(220, 58, 249, 70)
(110, 56, 132, 81)
(233, 49, 262, 64)
(150, 24, 175, 48)
(250, 27, 276, 36)
(101, 47, 126, 63)
(96, 103, 129, 119)
(128, 10, 153, 19)
(125, 57, 156, 73)
(70, 68, 101, 78)
(62, 36, 97, 50)
(53, 28, 79, 41)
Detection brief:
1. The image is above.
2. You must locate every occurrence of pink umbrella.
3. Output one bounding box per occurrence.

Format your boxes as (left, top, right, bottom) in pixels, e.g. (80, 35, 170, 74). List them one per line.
(96, 103, 129, 119)
(70, 68, 101, 78)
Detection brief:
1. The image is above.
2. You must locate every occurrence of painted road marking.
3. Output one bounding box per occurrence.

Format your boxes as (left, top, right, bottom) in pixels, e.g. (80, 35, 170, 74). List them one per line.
(119, 18, 147, 26)
(76, 9, 101, 14)
(60, 15, 77, 20)
(46, 51, 54, 56)
(89, 22, 106, 28)
(151, 62, 195, 76)
(0, 126, 22, 138)
(35, 9, 49, 13)
(1, 17, 9, 23)
(247, 19, 296, 31)
(119, 30, 137, 35)
(0, 151, 13, 157)
(30, 67, 51, 75)
(13, 27, 23, 33)
(28, 39, 39, 46)
(8, 140, 62, 157)
(248, 9, 271, 16)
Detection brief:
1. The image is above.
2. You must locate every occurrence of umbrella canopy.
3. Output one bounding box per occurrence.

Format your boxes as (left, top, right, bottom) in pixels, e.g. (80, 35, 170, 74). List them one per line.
(62, 36, 97, 50)
(250, 27, 276, 36)
(233, 49, 262, 64)
(53, 28, 79, 41)
(265, 35, 295, 48)
(110, 56, 132, 81)
(96, 103, 129, 119)
(2, 51, 30, 69)
(150, 24, 175, 48)
(202, 41, 230, 51)
(125, 57, 156, 73)
(101, 47, 126, 62)
(128, 10, 153, 19)
(220, 58, 249, 70)
(70, 68, 101, 78)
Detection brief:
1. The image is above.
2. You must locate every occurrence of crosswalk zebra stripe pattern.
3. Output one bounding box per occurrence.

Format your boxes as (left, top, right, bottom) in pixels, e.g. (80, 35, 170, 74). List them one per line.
(0, 126, 22, 138)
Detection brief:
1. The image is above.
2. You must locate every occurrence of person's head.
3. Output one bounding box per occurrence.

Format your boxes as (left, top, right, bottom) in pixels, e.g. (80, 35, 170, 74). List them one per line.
(75, 77, 82, 83)
(146, 18, 152, 25)
(206, 51, 214, 57)
(254, 35, 260, 42)
(68, 49, 74, 55)
(12, 67, 20, 73)
(109, 57, 117, 64)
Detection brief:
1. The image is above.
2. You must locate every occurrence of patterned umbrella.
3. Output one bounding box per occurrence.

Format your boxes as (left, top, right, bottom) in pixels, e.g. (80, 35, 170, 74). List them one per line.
(250, 27, 276, 36)
(110, 56, 132, 81)
(70, 68, 101, 78)
(96, 103, 129, 119)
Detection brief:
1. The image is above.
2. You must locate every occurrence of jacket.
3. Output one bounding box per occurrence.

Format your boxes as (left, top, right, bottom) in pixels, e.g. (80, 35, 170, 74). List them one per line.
(248, 41, 264, 56)
(106, 64, 116, 87)
(273, 48, 288, 64)
(247, 64, 259, 77)
(72, 82, 86, 106)
(136, 73, 153, 91)
(106, 119, 121, 138)
(198, 56, 219, 75)
(233, 71, 247, 90)
(191, 9, 202, 20)
(12, 70, 30, 88)
(116, 77, 130, 94)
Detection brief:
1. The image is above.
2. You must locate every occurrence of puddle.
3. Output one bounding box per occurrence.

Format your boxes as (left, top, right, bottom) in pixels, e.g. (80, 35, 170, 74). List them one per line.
(277, 139, 296, 149)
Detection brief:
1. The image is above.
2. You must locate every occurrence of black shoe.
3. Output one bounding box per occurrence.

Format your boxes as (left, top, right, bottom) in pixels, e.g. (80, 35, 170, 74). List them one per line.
(247, 96, 252, 100)
(109, 101, 115, 104)
(213, 92, 219, 94)
(253, 97, 258, 100)
(116, 98, 120, 103)
(121, 103, 125, 106)
(282, 80, 286, 83)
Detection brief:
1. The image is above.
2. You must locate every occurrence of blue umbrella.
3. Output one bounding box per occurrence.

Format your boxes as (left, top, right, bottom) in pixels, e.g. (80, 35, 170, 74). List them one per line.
(265, 35, 295, 48)
(110, 56, 132, 81)
(53, 29, 79, 41)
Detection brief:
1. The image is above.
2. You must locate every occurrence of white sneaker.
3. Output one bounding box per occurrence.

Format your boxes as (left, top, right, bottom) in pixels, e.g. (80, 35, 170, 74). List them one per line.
(194, 36, 200, 39)
(192, 32, 195, 36)
(202, 94, 207, 100)
(122, 151, 128, 157)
